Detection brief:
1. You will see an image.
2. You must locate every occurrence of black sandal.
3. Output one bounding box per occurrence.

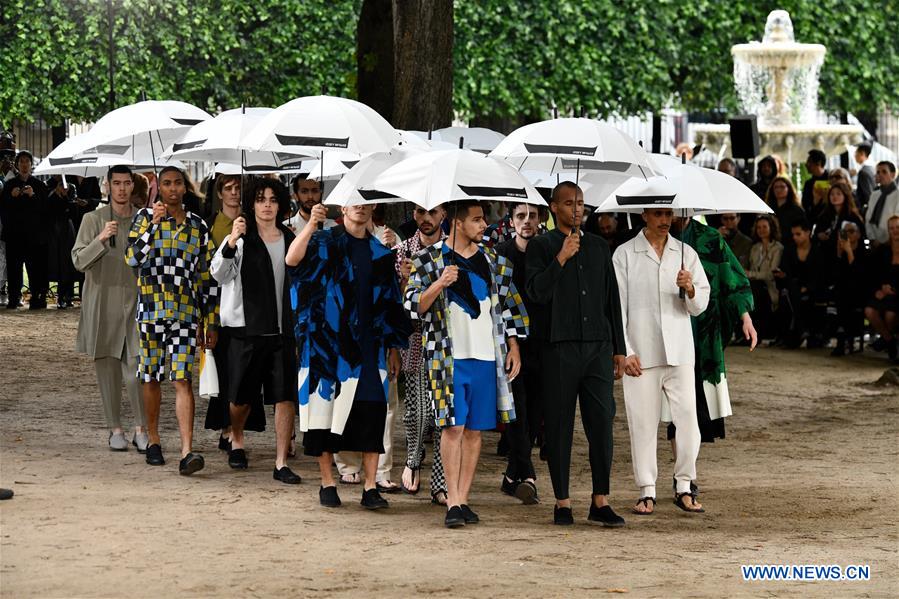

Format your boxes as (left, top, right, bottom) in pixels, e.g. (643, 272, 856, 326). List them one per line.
(431, 490, 447, 506)
(674, 491, 705, 513)
(632, 496, 656, 515)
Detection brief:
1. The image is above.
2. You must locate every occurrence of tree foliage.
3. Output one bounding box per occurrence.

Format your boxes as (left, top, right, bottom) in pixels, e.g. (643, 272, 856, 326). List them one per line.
(1, 0, 896, 127)
(453, 0, 899, 120)
(0, 0, 361, 125)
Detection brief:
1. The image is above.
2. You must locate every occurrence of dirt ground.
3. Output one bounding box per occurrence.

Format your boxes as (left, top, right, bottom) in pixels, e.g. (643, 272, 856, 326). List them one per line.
(1, 307, 897, 598)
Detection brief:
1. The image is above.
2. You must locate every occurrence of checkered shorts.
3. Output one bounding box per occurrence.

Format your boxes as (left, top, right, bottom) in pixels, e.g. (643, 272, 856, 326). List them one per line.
(137, 320, 199, 382)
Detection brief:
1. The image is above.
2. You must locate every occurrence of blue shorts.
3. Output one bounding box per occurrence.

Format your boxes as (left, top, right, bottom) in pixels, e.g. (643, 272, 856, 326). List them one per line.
(452, 359, 497, 430)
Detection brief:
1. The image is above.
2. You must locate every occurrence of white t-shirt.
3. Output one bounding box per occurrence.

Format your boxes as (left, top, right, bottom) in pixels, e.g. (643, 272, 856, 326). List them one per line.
(445, 249, 495, 361)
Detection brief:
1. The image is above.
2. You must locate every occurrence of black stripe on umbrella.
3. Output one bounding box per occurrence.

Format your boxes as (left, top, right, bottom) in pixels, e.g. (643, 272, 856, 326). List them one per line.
(616, 194, 677, 206)
(274, 134, 349, 149)
(49, 156, 100, 165)
(93, 144, 131, 155)
(558, 159, 635, 172)
(358, 189, 400, 201)
(456, 185, 528, 198)
(523, 143, 596, 156)
(172, 139, 207, 152)
(341, 160, 359, 169)
(172, 118, 205, 126)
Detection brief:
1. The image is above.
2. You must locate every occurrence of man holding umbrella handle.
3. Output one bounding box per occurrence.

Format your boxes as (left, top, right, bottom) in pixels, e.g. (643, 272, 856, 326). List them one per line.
(525, 182, 627, 528)
(613, 208, 710, 515)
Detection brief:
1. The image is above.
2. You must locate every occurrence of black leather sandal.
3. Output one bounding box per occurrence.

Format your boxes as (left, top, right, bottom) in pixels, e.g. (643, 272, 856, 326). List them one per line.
(632, 496, 656, 515)
(674, 491, 705, 513)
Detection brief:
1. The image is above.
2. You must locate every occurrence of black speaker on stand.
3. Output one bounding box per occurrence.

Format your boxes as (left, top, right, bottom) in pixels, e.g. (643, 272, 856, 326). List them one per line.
(729, 114, 760, 186)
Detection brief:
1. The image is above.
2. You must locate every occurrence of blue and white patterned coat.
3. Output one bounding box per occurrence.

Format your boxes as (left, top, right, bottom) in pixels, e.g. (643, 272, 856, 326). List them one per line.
(404, 241, 528, 427)
(289, 226, 411, 435)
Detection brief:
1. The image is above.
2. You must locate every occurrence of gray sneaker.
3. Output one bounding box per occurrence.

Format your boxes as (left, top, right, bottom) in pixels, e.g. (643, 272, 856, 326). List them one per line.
(132, 431, 149, 453)
(109, 431, 128, 451)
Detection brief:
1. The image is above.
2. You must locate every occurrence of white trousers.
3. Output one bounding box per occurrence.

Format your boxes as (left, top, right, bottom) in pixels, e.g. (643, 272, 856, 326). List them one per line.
(623, 365, 700, 498)
(335, 380, 397, 482)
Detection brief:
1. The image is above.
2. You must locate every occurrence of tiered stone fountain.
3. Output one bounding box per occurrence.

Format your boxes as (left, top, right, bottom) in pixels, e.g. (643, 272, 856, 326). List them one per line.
(692, 10, 863, 165)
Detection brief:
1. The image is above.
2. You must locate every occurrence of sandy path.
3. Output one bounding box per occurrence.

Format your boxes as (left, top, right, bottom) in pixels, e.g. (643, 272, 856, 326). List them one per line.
(1, 308, 897, 598)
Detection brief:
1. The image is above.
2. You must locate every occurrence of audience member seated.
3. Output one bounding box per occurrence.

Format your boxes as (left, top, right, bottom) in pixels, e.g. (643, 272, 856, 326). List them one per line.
(778, 220, 829, 348)
(831, 221, 868, 356)
(864, 215, 899, 363)
(764, 175, 806, 247)
(746, 215, 784, 341)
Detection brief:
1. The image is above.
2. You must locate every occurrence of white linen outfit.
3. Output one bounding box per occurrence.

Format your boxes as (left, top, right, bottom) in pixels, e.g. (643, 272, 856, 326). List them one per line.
(612, 230, 710, 498)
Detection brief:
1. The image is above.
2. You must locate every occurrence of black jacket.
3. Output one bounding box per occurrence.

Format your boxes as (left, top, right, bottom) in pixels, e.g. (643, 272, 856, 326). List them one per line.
(220, 223, 296, 339)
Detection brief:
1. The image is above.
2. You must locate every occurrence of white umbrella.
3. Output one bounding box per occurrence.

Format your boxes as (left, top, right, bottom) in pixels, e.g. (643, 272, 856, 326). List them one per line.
(243, 95, 398, 156)
(323, 147, 423, 207)
(490, 117, 656, 179)
(435, 126, 505, 153)
(35, 133, 134, 177)
(160, 107, 310, 168)
(361, 149, 546, 211)
(65, 100, 212, 168)
(594, 176, 715, 215)
(648, 154, 773, 214)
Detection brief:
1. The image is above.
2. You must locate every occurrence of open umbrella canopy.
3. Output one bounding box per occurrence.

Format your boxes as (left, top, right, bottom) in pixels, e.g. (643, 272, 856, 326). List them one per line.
(242, 95, 399, 156)
(490, 117, 656, 179)
(435, 126, 505, 153)
(648, 154, 773, 214)
(323, 147, 424, 207)
(360, 149, 546, 211)
(34, 134, 134, 177)
(594, 176, 715, 215)
(65, 100, 212, 163)
(161, 107, 309, 168)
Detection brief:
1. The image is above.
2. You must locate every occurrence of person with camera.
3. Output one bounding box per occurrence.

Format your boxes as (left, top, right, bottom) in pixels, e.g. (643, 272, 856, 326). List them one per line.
(72, 165, 147, 452)
(0, 151, 49, 309)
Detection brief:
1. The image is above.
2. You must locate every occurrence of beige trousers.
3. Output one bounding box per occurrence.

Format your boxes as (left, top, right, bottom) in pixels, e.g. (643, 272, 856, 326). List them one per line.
(622, 365, 699, 498)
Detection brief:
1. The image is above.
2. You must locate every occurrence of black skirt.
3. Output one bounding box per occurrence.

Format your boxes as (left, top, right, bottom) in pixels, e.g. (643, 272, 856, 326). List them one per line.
(303, 398, 387, 456)
(203, 328, 267, 432)
(666, 366, 726, 443)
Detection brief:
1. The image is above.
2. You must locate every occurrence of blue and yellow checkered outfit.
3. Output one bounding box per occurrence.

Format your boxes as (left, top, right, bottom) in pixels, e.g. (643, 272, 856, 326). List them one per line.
(126, 208, 219, 381)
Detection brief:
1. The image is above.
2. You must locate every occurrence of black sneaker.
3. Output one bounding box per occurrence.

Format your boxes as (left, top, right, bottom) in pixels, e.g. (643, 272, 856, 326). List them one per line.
(587, 504, 625, 528)
(178, 452, 205, 476)
(273, 466, 302, 484)
(228, 448, 248, 469)
(445, 505, 466, 528)
(460, 504, 479, 524)
(553, 505, 574, 525)
(218, 435, 231, 452)
(501, 476, 518, 497)
(319, 485, 341, 508)
(514, 480, 539, 505)
(145, 444, 165, 466)
(361, 488, 389, 510)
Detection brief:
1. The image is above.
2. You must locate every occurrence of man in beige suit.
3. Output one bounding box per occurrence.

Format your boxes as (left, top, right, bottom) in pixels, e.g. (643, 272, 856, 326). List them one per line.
(612, 208, 710, 515)
(72, 165, 146, 451)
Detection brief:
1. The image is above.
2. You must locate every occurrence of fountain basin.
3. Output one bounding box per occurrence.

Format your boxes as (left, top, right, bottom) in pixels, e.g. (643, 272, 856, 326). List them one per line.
(692, 122, 863, 166)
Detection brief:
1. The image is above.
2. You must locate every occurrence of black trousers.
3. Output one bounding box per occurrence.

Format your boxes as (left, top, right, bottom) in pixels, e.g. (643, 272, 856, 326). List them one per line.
(505, 341, 538, 481)
(541, 340, 615, 499)
(6, 241, 48, 304)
